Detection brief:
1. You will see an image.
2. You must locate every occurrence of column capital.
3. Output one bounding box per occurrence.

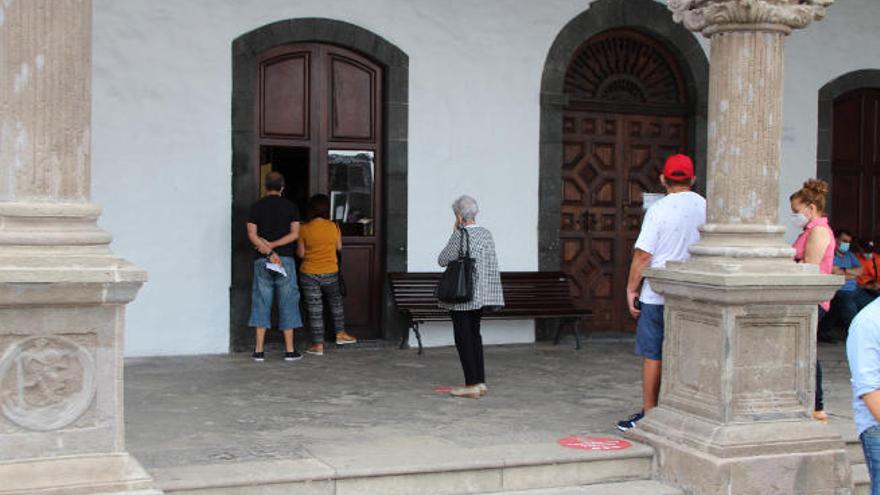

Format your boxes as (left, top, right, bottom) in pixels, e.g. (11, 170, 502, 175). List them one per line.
(668, 0, 833, 35)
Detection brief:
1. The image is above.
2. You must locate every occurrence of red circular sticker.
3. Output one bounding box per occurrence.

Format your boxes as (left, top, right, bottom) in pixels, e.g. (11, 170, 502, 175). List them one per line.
(558, 436, 631, 451)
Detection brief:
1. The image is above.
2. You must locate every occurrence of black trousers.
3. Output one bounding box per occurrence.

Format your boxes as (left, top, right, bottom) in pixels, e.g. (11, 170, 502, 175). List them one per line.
(817, 306, 827, 411)
(451, 309, 485, 386)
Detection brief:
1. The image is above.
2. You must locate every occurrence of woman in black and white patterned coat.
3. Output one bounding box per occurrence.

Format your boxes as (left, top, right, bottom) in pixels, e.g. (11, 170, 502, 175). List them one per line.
(438, 195, 504, 399)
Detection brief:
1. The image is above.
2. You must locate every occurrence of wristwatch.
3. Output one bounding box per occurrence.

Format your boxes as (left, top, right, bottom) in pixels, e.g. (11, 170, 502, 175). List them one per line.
(266, 249, 275, 258)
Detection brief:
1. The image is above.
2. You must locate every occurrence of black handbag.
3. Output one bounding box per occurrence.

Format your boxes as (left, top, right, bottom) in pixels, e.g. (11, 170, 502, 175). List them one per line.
(435, 228, 475, 303)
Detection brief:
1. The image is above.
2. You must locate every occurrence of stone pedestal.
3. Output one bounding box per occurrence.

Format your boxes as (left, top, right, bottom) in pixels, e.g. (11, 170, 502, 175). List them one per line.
(626, 1, 852, 494)
(0, 1, 159, 493)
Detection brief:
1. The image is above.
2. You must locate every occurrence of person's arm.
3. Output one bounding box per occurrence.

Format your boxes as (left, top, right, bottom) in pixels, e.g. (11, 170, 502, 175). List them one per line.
(297, 238, 306, 258)
(248, 223, 280, 265)
(845, 255, 863, 279)
(438, 229, 462, 267)
(267, 221, 300, 249)
(626, 249, 653, 318)
(248, 223, 271, 254)
(863, 391, 880, 423)
(803, 226, 832, 266)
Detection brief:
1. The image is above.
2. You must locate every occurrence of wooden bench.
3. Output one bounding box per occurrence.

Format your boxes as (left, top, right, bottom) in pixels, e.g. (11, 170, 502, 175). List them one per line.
(389, 271, 592, 354)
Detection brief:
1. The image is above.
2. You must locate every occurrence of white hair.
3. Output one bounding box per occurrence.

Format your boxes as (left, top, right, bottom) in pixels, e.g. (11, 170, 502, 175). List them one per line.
(452, 195, 479, 222)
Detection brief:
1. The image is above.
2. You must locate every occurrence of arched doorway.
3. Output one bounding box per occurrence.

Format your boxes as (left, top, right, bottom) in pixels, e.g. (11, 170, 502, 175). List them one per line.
(538, 0, 708, 336)
(230, 20, 409, 352)
(561, 29, 690, 332)
(817, 70, 880, 245)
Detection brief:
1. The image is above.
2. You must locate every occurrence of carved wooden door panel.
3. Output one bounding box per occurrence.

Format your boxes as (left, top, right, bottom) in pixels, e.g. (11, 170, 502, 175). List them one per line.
(561, 112, 686, 333)
(561, 111, 622, 332)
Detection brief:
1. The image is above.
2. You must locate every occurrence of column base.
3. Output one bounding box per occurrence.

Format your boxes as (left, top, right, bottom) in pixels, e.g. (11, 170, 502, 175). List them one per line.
(0, 452, 162, 494)
(628, 408, 852, 495)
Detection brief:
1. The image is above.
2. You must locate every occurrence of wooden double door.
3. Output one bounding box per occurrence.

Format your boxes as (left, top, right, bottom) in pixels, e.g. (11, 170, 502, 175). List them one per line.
(558, 29, 691, 333)
(561, 111, 687, 332)
(831, 88, 880, 245)
(256, 43, 383, 339)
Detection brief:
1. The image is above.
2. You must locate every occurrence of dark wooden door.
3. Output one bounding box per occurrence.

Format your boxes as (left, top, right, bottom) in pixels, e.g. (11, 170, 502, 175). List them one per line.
(831, 88, 880, 245)
(560, 30, 690, 333)
(257, 43, 383, 339)
(561, 112, 686, 332)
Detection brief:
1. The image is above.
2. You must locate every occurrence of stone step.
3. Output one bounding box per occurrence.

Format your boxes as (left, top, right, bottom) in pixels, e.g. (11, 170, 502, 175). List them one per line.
(477, 480, 684, 494)
(853, 463, 869, 495)
(151, 441, 655, 495)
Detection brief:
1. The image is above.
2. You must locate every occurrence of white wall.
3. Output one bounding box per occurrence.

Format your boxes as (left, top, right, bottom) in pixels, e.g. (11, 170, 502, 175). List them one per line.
(91, 0, 879, 356)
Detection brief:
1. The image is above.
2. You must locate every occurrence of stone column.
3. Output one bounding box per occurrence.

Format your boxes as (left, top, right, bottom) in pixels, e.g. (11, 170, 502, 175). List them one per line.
(0, 1, 159, 493)
(626, 1, 852, 494)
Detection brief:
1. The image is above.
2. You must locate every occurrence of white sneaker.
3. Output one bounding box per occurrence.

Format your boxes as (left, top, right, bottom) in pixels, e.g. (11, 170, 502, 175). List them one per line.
(449, 386, 481, 399)
(475, 383, 488, 396)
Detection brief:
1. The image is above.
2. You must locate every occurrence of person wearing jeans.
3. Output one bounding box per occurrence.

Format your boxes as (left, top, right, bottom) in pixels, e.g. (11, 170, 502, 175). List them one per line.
(790, 179, 836, 421)
(297, 194, 357, 355)
(847, 298, 880, 494)
(247, 171, 304, 362)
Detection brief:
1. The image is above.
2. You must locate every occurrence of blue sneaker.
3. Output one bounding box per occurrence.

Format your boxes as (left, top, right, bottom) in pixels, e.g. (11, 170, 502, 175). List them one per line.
(616, 410, 644, 432)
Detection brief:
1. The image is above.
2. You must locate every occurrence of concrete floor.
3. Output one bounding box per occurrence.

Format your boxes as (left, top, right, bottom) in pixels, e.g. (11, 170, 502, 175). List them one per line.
(124, 340, 857, 471)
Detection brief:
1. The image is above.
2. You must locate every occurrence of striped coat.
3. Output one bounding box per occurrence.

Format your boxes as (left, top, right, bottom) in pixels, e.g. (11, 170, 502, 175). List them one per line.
(437, 226, 505, 311)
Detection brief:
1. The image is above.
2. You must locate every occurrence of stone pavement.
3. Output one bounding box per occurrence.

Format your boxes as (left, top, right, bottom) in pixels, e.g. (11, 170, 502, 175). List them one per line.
(125, 339, 859, 471)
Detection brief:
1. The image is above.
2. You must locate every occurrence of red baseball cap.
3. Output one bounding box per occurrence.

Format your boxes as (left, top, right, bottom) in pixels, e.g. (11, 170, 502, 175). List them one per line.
(663, 154, 694, 181)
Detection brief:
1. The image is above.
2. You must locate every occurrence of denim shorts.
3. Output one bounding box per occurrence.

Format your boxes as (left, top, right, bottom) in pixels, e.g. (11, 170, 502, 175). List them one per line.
(635, 303, 665, 361)
(248, 256, 303, 330)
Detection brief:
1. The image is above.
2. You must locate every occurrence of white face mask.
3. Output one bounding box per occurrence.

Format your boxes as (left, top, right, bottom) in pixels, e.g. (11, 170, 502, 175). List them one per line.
(791, 212, 809, 229)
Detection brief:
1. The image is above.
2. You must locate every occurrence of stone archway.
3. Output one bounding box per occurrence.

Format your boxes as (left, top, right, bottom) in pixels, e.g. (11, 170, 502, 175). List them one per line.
(817, 69, 880, 222)
(230, 19, 409, 351)
(537, 0, 709, 335)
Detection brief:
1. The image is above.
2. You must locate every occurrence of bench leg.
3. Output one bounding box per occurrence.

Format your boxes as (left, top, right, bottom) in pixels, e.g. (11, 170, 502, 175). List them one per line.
(572, 320, 582, 351)
(553, 320, 562, 346)
(399, 327, 409, 350)
(413, 322, 424, 356)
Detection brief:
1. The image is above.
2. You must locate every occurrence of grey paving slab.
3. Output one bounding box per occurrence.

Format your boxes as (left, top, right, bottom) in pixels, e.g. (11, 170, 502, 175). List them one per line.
(125, 340, 857, 471)
(481, 480, 683, 494)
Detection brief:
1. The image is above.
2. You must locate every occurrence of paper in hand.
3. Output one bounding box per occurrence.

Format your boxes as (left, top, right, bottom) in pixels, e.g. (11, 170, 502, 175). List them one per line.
(266, 262, 288, 277)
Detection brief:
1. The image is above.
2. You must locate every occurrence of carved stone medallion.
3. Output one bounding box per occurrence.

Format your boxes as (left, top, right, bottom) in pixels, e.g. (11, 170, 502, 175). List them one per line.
(0, 336, 96, 431)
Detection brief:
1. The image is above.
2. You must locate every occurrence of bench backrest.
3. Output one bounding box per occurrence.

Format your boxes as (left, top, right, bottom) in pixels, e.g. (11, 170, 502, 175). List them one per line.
(389, 272, 581, 312)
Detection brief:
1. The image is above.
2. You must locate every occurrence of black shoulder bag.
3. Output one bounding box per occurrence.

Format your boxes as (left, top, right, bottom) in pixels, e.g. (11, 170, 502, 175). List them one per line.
(435, 228, 474, 303)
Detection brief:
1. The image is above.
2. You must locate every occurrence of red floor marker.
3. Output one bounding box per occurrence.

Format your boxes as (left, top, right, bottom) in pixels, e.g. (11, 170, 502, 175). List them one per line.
(558, 436, 631, 451)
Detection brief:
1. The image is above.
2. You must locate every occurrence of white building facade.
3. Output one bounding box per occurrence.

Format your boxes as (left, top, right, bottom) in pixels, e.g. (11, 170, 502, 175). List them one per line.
(88, 0, 880, 357)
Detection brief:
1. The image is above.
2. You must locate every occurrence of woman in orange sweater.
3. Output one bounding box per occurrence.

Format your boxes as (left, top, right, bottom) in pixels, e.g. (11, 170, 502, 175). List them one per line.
(297, 194, 357, 355)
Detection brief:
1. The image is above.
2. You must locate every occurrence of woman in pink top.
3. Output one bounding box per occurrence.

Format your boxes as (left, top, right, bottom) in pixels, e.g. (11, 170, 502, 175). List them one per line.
(790, 178, 835, 422)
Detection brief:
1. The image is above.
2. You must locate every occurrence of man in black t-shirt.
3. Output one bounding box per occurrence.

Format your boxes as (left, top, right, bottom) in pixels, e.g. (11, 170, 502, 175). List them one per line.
(246, 171, 304, 362)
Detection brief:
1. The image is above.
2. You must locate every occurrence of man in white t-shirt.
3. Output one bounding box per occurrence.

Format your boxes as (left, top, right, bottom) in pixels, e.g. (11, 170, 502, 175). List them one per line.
(616, 154, 706, 431)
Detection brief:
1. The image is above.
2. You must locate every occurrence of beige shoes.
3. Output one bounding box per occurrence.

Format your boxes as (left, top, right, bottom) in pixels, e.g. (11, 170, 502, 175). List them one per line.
(813, 410, 829, 423)
(305, 343, 324, 356)
(450, 384, 488, 399)
(449, 386, 481, 399)
(336, 331, 358, 345)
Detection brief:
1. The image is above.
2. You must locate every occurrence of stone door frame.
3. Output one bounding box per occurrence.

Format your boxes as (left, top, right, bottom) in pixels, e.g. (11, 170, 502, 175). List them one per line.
(816, 69, 880, 218)
(537, 0, 709, 335)
(230, 18, 409, 351)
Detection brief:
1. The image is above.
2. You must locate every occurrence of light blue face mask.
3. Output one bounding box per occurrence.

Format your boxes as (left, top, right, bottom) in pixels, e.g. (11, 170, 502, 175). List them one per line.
(839, 242, 850, 253)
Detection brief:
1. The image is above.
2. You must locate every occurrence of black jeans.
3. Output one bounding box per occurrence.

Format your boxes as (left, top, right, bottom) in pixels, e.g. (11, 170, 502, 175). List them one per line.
(451, 309, 485, 386)
(817, 306, 826, 411)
